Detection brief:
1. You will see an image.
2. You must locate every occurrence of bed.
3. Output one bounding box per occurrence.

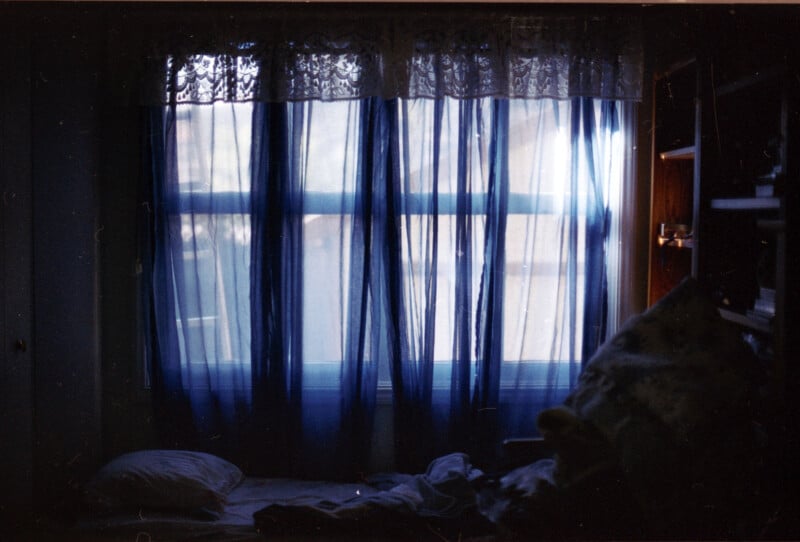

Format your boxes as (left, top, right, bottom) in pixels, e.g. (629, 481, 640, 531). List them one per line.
(71, 278, 787, 541)
(72, 449, 494, 541)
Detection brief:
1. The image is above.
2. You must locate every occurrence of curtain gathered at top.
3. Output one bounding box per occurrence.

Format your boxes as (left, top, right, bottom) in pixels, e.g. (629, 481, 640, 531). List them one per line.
(142, 10, 639, 477)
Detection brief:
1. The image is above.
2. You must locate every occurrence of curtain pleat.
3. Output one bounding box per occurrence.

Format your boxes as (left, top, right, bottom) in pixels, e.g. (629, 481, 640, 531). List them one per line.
(580, 98, 613, 363)
(474, 99, 509, 411)
(248, 101, 306, 475)
(145, 105, 195, 448)
(146, 102, 255, 459)
(338, 97, 385, 476)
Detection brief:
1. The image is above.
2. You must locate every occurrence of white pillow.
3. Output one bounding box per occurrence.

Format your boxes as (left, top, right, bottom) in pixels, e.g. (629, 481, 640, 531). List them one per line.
(84, 450, 244, 517)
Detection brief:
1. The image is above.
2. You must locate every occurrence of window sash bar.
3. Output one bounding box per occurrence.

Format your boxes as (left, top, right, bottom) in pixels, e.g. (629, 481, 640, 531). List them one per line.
(168, 191, 569, 215)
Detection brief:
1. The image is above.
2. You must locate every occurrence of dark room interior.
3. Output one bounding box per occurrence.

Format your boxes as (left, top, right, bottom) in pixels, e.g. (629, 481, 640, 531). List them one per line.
(1, 2, 799, 540)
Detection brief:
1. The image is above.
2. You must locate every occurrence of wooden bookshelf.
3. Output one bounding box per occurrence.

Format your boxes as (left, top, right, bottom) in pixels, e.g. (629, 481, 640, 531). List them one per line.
(648, 60, 698, 306)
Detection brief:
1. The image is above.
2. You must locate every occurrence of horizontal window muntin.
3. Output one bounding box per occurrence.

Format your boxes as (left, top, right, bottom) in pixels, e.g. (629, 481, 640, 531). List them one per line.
(162, 363, 574, 394)
(167, 191, 587, 216)
(300, 360, 576, 392)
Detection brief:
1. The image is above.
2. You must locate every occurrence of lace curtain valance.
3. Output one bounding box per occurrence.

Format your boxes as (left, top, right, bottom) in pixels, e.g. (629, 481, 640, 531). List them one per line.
(143, 11, 643, 104)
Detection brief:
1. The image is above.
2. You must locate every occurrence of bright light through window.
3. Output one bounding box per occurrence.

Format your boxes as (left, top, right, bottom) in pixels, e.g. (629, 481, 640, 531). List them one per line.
(168, 96, 625, 393)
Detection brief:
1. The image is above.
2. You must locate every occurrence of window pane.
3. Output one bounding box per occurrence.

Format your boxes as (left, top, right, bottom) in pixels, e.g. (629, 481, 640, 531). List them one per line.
(298, 101, 362, 389)
(172, 213, 251, 376)
(302, 214, 352, 366)
(507, 99, 570, 199)
(503, 213, 585, 363)
(303, 101, 361, 195)
(175, 103, 253, 194)
(504, 98, 583, 366)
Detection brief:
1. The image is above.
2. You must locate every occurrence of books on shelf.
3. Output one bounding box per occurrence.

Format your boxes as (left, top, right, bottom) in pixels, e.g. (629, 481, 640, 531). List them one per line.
(748, 287, 775, 324)
(755, 183, 774, 197)
(754, 165, 782, 198)
(759, 287, 776, 303)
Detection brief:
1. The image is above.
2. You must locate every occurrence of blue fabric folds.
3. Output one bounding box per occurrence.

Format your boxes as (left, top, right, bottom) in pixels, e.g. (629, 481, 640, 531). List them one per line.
(144, 95, 623, 476)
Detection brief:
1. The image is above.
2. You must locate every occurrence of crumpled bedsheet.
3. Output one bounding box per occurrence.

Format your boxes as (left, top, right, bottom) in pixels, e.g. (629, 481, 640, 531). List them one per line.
(253, 452, 493, 537)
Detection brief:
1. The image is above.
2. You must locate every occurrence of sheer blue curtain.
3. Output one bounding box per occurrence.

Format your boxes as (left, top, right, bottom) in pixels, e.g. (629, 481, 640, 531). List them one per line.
(247, 98, 393, 476)
(385, 97, 510, 469)
(144, 101, 253, 455)
(494, 97, 625, 442)
(383, 96, 623, 469)
(143, 11, 640, 476)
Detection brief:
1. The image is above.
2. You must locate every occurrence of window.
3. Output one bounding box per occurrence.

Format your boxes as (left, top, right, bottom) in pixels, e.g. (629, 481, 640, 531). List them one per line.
(145, 12, 642, 471)
(166, 96, 625, 396)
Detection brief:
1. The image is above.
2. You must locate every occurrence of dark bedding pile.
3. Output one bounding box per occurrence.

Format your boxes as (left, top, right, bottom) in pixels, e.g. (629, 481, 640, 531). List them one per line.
(493, 278, 772, 540)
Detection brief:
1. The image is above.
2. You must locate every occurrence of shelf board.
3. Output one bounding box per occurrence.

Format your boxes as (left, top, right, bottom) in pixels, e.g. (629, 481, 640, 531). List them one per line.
(659, 146, 695, 160)
(718, 308, 772, 334)
(709, 197, 781, 211)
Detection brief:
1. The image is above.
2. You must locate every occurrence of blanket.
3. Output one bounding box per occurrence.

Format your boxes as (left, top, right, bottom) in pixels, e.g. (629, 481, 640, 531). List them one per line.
(253, 453, 493, 539)
(498, 278, 770, 539)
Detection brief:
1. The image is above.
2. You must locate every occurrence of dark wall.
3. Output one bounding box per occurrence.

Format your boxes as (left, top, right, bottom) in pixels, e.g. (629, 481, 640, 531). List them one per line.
(30, 8, 104, 509)
(99, 9, 158, 463)
(0, 5, 156, 524)
(0, 11, 35, 530)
